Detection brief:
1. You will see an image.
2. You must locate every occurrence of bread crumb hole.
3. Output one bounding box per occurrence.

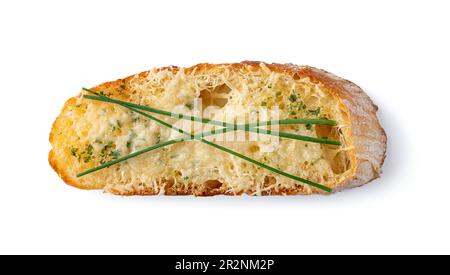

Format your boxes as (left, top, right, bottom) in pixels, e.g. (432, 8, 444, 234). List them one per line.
(249, 145, 260, 153)
(164, 178, 175, 188)
(331, 152, 349, 174)
(205, 180, 223, 189)
(264, 175, 277, 186)
(200, 84, 231, 108)
(315, 124, 332, 140)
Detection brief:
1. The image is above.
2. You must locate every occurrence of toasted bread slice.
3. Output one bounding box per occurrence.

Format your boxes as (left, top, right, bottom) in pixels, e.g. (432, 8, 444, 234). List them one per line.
(49, 62, 386, 195)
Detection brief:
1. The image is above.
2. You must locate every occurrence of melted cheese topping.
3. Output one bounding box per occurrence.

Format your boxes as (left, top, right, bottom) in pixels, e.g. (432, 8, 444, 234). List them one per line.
(60, 63, 352, 195)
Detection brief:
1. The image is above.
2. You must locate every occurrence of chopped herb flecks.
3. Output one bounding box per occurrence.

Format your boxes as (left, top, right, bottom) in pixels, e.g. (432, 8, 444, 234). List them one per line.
(110, 150, 121, 159)
(99, 142, 119, 164)
(309, 107, 321, 116)
(70, 143, 94, 163)
(289, 94, 298, 102)
(297, 100, 306, 111)
(155, 133, 161, 144)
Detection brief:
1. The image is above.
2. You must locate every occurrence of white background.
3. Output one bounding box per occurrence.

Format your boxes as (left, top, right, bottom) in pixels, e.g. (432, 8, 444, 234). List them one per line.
(0, 0, 449, 255)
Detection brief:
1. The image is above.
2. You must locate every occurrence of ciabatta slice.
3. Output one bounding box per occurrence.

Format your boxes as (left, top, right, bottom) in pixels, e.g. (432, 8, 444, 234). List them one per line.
(49, 61, 386, 195)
